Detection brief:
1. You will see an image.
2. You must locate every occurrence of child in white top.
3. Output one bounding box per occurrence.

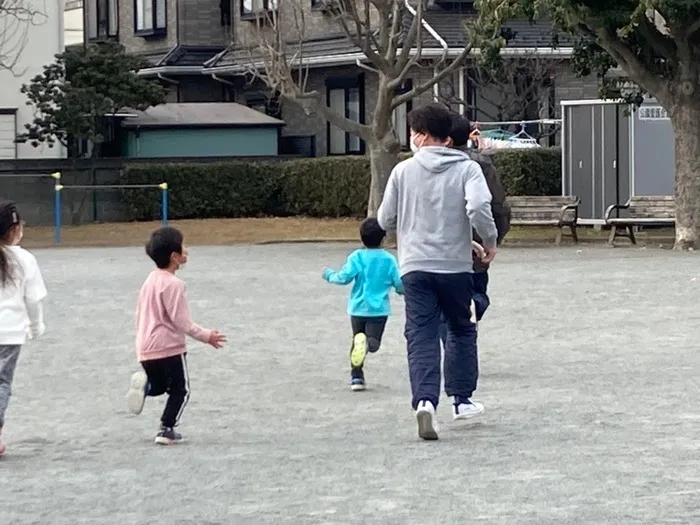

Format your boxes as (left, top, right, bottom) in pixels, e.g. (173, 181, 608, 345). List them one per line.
(0, 201, 47, 456)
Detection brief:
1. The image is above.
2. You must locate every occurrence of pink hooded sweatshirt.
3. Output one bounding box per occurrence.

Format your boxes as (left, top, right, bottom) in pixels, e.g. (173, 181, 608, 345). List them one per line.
(135, 270, 212, 362)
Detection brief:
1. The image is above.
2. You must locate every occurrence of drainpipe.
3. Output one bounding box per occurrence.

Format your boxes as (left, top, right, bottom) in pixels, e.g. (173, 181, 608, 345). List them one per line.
(458, 66, 465, 115)
(403, 0, 448, 52)
(157, 73, 179, 85)
(404, 0, 448, 104)
(211, 73, 236, 86)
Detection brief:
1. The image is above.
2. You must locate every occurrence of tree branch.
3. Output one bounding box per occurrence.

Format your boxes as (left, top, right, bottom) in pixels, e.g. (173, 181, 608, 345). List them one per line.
(334, 0, 391, 72)
(392, 44, 472, 109)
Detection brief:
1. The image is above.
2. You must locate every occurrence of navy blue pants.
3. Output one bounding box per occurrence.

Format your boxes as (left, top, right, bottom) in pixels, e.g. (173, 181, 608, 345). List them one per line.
(402, 271, 478, 410)
(439, 271, 489, 345)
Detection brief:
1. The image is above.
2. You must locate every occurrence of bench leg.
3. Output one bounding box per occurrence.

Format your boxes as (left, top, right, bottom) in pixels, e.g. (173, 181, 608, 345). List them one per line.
(628, 225, 637, 245)
(608, 225, 617, 245)
(555, 228, 563, 245)
(570, 224, 579, 244)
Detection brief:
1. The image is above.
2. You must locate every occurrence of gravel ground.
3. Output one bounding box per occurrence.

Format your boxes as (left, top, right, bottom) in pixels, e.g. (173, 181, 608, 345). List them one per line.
(1, 243, 699, 525)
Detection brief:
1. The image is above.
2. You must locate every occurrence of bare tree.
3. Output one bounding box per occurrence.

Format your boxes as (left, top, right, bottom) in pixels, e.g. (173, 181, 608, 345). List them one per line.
(243, 0, 496, 215)
(0, 0, 47, 75)
(436, 54, 563, 141)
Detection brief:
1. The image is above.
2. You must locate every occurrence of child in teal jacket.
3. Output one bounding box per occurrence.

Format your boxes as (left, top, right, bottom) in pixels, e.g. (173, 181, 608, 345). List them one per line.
(323, 218, 403, 391)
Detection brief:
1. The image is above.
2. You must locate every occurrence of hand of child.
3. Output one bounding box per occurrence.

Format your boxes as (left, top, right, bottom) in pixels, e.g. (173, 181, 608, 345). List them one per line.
(471, 241, 486, 260)
(322, 268, 332, 281)
(209, 330, 227, 349)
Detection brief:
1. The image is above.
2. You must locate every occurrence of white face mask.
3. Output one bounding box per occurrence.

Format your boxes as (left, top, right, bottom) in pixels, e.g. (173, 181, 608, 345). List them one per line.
(410, 134, 424, 153)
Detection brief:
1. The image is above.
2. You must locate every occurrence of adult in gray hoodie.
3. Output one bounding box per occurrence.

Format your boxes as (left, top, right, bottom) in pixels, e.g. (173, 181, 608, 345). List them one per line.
(377, 103, 498, 441)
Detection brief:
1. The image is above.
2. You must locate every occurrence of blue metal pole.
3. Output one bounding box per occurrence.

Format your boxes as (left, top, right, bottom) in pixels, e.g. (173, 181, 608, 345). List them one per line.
(159, 183, 168, 226)
(54, 184, 63, 245)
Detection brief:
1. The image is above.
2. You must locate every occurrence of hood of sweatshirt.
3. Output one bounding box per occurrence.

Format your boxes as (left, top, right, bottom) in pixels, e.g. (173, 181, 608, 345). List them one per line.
(412, 146, 470, 173)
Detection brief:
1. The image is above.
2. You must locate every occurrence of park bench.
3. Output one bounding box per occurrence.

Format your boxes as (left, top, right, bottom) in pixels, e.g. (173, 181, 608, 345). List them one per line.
(604, 195, 675, 245)
(509, 195, 580, 245)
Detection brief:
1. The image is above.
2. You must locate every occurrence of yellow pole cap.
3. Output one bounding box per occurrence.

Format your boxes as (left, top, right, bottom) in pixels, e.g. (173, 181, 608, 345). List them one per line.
(158, 182, 168, 190)
(55, 184, 64, 191)
(51, 172, 61, 180)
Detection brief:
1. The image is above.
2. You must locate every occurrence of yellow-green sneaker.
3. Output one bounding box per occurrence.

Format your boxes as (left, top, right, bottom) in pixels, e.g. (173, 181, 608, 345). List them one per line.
(350, 333, 368, 369)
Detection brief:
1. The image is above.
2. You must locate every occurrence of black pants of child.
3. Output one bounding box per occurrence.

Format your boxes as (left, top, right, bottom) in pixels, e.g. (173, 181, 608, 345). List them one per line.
(141, 353, 190, 428)
(350, 316, 388, 379)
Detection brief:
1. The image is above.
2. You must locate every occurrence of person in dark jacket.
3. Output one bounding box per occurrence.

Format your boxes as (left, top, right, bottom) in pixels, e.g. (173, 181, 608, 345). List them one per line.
(439, 114, 511, 342)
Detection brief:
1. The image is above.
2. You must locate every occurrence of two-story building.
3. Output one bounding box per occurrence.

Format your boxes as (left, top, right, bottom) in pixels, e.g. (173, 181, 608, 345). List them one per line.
(0, 0, 66, 159)
(83, 0, 599, 156)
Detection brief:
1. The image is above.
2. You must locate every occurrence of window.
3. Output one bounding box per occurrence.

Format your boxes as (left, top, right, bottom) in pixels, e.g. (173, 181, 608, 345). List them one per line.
(241, 0, 278, 17)
(246, 92, 281, 119)
(220, 0, 232, 26)
(135, 0, 166, 36)
(326, 75, 365, 155)
(392, 80, 412, 150)
(87, 0, 118, 41)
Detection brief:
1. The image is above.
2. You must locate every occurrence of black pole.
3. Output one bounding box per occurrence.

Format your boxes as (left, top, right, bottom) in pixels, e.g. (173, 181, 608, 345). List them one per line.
(615, 104, 620, 218)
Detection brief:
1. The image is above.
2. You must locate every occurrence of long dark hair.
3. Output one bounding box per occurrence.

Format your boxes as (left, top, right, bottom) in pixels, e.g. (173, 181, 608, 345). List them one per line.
(0, 201, 20, 287)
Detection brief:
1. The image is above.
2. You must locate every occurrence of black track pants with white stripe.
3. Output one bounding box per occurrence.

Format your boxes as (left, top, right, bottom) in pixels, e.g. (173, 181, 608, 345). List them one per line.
(141, 353, 190, 428)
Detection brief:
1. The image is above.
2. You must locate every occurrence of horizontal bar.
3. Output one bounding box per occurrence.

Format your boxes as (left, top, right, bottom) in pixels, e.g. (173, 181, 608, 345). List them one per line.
(58, 184, 164, 190)
(0, 174, 55, 178)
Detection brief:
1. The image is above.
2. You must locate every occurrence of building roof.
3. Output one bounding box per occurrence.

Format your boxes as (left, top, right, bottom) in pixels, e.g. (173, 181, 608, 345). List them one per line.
(140, 45, 226, 68)
(121, 103, 285, 129)
(417, 6, 570, 48)
(206, 7, 570, 71)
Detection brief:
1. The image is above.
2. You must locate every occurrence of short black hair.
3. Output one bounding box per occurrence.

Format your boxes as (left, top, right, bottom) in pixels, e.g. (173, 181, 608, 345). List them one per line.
(145, 226, 184, 269)
(360, 217, 386, 248)
(407, 103, 453, 141)
(449, 113, 472, 148)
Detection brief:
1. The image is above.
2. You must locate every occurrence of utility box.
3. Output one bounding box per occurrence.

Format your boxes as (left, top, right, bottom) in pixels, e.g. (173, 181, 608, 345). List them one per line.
(561, 99, 675, 223)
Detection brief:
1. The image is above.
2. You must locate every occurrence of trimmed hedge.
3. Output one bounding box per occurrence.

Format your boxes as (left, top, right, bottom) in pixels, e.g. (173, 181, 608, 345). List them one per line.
(121, 148, 560, 221)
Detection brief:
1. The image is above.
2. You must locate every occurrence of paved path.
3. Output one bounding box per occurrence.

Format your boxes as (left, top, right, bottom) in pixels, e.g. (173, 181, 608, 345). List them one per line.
(1, 243, 699, 524)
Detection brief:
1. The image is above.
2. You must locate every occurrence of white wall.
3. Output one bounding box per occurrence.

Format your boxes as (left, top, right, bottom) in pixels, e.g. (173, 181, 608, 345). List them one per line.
(0, 0, 66, 159)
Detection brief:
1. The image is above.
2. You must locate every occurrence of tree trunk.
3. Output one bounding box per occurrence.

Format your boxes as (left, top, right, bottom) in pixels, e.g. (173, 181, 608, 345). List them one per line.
(367, 141, 399, 217)
(670, 104, 700, 250)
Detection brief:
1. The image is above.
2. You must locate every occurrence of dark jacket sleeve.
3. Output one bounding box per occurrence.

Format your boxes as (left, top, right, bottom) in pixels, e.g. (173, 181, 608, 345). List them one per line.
(468, 150, 511, 272)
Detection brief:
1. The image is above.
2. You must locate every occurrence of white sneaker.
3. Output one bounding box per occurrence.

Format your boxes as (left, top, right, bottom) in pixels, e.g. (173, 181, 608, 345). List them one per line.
(126, 371, 149, 415)
(453, 400, 485, 421)
(415, 400, 439, 440)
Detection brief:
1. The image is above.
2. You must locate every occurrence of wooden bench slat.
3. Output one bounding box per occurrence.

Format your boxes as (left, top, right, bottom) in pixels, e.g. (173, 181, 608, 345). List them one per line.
(511, 219, 561, 226)
(608, 218, 675, 225)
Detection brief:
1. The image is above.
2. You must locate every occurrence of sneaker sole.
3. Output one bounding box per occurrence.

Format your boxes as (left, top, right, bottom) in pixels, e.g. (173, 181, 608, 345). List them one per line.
(126, 371, 148, 415)
(453, 407, 485, 421)
(350, 333, 368, 368)
(351, 383, 366, 391)
(416, 410, 439, 440)
(154, 436, 178, 446)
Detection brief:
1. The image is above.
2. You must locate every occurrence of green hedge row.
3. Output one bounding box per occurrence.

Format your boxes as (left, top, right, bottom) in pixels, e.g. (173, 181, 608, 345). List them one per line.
(121, 148, 561, 220)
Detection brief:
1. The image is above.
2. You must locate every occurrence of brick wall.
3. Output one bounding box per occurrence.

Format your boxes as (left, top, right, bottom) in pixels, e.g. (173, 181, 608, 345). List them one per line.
(178, 0, 232, 46)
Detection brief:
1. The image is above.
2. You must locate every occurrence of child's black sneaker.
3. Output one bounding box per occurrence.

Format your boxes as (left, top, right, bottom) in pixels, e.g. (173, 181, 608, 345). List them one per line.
(350, 377, 366, 391)
(154, 425, 183, 445)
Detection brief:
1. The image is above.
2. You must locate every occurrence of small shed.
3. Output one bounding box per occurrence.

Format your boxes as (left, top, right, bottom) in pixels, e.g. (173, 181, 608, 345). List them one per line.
(121, 102, 285, 158)
(561, 99, 675, 223)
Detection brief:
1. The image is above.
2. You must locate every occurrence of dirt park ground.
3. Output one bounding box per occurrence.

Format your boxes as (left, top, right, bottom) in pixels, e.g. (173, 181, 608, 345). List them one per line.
(1, 234, 698, 524)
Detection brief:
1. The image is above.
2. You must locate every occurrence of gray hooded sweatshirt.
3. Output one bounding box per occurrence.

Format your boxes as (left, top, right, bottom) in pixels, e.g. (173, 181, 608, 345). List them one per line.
(377, 146, 498, 276)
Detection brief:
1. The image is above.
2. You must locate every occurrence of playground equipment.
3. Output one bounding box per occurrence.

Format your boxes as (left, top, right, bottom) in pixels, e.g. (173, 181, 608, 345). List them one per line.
(52, 172, 169, 245)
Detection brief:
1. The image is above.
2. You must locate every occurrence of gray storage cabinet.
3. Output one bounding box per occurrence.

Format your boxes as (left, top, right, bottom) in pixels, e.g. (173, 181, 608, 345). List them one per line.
(561, 99, 675, 223)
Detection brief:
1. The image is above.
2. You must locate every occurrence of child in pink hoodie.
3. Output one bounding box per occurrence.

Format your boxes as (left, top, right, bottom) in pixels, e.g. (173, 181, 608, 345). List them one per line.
(126, 227, 226, 445)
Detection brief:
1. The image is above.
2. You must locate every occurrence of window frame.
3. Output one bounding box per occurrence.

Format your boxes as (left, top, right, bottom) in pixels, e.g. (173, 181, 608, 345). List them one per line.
(392, 79, 413, 151)
(325, 74, 365, 156)
(87, 0, 119, 42)
(240, 0, 278, 20)
(134, 0, 167, 37)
